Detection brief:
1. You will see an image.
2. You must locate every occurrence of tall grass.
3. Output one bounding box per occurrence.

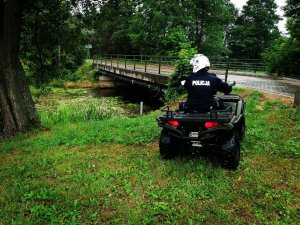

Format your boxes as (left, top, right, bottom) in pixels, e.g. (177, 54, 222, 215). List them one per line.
(38, 97, 127, 126)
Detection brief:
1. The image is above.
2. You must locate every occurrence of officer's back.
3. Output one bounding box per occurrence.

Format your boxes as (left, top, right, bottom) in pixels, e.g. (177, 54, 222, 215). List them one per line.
(184, 54, 232, 113)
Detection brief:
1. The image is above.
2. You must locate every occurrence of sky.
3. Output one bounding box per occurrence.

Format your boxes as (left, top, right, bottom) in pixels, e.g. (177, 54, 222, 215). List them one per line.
(230, 0, 287, 34)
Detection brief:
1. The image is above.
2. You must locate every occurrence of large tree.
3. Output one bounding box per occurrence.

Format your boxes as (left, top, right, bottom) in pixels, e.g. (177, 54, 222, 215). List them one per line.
(262, 0, 300, 77)
(127, 0, 235, 56)
(0, 0, 40, 137)
(284, 0, 300, 41)
(92, 0, 137, 54)
(128, 0, 194, 55)
(21, 1, 87, 86)
(228, 0, 280, 59)
(189, 0, 236, 56)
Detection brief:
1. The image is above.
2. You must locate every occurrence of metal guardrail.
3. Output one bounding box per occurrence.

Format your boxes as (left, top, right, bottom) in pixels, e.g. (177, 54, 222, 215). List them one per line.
(93, 54, 176, 75)
(210, 58, 265, 73)
(93, 54, 266, 75)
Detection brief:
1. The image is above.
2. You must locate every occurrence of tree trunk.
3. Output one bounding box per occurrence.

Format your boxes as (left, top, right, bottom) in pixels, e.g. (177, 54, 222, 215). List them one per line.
(0, 0, 39, 137)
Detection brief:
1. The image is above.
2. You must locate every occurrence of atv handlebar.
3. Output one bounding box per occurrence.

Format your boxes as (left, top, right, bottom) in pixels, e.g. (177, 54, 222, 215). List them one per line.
(228, 81, 236, 87)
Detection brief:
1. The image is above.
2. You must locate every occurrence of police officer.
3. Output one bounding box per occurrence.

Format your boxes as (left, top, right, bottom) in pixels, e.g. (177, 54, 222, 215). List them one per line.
(183, 54, 233, 113)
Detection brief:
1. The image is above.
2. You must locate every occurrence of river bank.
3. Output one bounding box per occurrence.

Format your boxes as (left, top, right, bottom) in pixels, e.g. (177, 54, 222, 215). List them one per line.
(32, 88, 144, 125)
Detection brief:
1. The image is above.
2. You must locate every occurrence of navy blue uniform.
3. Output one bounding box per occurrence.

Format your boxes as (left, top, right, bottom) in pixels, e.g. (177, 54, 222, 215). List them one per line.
(184, 70, 232, 112)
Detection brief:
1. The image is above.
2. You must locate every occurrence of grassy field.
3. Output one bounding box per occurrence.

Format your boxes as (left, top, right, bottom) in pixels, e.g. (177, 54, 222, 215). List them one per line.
(0, 88, 299, 224)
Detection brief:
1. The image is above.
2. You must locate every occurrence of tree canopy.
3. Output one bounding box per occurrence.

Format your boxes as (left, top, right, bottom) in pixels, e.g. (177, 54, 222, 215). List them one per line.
(227, 0, 280, 59)
(262, 0, 300, 77)
(88, 0, 237, 56)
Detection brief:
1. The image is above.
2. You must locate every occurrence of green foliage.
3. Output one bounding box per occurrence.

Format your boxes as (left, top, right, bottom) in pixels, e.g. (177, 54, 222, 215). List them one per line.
(21, 1, 87, 86)
(92, 0, 136, 54)
(72, 61, 97, 82)
(164, 45, 196, 102)
(190, 0, 236, 56)
(38, 97, 126, 126)
(63, 61, 96, 82)
(128, 0, 196, 55)
(48, 78, 66, 88)
(284, 0, 300, 41)
(30, 86, 53, 98)
(228, 0, 280, 59)
(163, 28, 193, 57)
(262, 37, 300, 77)
(93, 0, 236, 56)
(262, 0, 300, 78)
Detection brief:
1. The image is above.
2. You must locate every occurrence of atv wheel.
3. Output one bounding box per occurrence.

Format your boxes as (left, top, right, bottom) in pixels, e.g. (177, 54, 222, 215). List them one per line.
(159, 129, 180, 159)
(219, 137, 240, 170)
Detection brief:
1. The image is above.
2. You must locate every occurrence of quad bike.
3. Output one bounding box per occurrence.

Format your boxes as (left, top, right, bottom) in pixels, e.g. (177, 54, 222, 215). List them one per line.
(157, 85, 246, 170)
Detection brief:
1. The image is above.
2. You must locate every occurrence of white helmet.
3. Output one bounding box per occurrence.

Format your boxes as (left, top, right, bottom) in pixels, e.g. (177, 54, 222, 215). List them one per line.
(190, 54, 210, 73)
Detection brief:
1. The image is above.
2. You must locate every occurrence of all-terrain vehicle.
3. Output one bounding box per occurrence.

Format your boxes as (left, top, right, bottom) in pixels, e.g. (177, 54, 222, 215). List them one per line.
(157, 92, 246, 170)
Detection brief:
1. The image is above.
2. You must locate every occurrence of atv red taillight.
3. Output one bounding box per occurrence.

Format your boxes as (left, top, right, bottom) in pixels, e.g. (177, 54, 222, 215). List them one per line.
(204, 121, 219, 129)
(167, 120, 180, 127)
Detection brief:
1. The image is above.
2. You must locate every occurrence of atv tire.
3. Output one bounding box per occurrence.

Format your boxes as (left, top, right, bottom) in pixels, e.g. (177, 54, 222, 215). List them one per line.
(159, 129, 180, 159)
(219, 137, 240, 170)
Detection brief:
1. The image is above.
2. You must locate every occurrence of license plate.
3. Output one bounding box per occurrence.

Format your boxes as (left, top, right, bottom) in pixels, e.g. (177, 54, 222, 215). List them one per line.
(191, 141, 203, 147)
(189, 132, 198, 138)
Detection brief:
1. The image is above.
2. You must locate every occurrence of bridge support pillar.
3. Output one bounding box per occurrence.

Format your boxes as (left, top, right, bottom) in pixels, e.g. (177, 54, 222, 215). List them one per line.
(98, 75, 131, 88)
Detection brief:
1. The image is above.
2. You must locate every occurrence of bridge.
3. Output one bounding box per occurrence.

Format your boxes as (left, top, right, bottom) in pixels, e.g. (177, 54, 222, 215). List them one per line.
(93, 54, 300, 98)
(93, 54, 264, 87)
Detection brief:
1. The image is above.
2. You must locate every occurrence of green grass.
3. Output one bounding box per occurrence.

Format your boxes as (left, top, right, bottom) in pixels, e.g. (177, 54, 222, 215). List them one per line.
(0, 89, 299, 224)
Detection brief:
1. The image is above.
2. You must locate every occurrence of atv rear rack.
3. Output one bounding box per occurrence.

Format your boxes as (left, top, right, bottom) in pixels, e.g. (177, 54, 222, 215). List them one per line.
(159, 106, 232, 123)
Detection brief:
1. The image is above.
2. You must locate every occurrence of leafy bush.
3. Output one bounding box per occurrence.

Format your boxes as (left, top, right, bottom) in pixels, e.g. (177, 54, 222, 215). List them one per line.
(164, 44, 196, 103)
(73, 61, 97, 82)
(53, 61, 97, 83)
(48, 78, 66, 88)
(262, 37, 300, 78)
(30, 86, 53, 97)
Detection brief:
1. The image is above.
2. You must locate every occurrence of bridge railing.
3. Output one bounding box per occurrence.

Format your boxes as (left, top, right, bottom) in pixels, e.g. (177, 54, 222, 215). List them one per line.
(93, 54, 266, 75)
(93, 54, 177, 75)
(210, 57, 265, 74)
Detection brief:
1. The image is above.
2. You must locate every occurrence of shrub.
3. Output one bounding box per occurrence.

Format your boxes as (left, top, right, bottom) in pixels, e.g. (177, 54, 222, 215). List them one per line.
(262, 37, 300, 78)
(164, 44, 196, 103)
(30, 86, 53, 97)
(64, 61, 97, 82)
(49, 78, 66, 88)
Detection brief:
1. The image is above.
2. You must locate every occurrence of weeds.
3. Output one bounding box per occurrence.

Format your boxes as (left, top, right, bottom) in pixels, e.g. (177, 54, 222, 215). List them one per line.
(37, 95, 128, 126)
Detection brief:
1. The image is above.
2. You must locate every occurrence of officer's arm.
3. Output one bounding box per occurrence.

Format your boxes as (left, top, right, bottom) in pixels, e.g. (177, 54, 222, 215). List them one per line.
(216, 77, 232, 94)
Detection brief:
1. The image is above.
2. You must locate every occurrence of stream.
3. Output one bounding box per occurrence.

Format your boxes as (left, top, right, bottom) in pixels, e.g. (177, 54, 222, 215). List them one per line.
(87, 86, 164, 110)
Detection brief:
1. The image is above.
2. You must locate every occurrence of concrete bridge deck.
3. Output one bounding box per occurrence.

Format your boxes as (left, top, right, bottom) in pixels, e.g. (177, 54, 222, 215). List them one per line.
(94, 63, 169, 86)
